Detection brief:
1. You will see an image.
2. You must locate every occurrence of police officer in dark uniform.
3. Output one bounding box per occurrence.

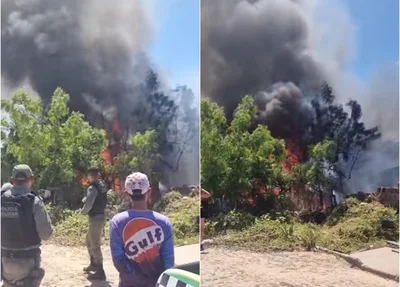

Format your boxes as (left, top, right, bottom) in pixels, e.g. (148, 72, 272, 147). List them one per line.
(81, 167, 108, 280)
(1, 164, 53, 287)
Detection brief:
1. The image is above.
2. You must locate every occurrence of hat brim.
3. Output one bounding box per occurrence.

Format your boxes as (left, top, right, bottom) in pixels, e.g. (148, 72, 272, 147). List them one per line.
(126, 188, 148, 195)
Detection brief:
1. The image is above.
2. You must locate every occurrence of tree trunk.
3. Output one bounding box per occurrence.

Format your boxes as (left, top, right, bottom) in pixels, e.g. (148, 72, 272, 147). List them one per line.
(318, 187, 324, 210)
(149, 177, 161, 209)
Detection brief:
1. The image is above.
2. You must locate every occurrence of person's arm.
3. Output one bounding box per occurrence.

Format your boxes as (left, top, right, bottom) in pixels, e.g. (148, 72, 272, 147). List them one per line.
(110, 219, 133, 274)
(81, 185, 97, 214)
(201, 188, 211, 199)
(160, 219, 175, 270)
(33, 197, 54, 241)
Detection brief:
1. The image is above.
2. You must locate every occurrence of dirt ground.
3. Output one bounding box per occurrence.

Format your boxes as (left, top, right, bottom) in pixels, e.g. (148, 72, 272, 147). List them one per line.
(201, 247, 398, 287)
(37, 244, 398, 287)
(41, 244, 119, 287)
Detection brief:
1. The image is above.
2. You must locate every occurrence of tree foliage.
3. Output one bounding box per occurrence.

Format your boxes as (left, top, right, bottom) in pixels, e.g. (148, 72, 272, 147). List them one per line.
(131, 71, 197, 174)
(1, 88, 107, 188)
(201, 96, 287, 200)
(306, 83, 381, 179)
(106, 129, 160, 180)
(291, 140, 337, 207)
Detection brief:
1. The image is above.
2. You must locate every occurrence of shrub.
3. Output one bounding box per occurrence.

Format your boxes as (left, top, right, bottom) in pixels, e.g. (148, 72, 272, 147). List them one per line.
(296, 224, 320, 251)
(326, 197, 364, 226)
(45, 204, 75, 225)
(208, 214, 318, 251)
(206, 210, 256, 236)
(156, 191, 199, 246)
(49, 190, 199, 247)
(51, 210, 100, 246)
(208, 198, 399, 253)
(320, 199, 398, 253)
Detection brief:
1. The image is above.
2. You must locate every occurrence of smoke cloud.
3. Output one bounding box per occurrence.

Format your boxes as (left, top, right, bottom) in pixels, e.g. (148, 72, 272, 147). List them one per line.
(2, 0, 153, 123)
(201, 0, 399, 192)
(254, 82, 310, 139)
(202, 0, 325, 118)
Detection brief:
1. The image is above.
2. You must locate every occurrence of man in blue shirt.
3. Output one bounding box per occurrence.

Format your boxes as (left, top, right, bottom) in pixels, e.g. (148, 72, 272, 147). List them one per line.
(110, 172, 175, 287)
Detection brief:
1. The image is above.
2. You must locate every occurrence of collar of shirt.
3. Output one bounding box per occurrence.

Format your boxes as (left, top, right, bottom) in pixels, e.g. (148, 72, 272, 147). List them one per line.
(10, 186, 30, 196)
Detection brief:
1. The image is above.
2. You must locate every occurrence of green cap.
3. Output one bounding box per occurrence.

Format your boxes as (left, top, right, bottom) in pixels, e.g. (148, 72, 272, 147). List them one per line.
(12, 164, 34, 181)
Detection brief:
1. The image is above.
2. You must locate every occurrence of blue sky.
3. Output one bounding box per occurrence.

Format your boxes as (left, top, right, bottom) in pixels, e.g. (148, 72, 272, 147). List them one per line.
(343, 0, 399, 79)
(150, 0, 399, 93)
(149, 0, 199, 96)
(148, 0, 398, 92)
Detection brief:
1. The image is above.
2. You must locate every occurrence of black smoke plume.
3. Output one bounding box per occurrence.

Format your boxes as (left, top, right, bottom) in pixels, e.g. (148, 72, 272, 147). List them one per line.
(2, 0, 153, 126)
(202, 0, 324, 121)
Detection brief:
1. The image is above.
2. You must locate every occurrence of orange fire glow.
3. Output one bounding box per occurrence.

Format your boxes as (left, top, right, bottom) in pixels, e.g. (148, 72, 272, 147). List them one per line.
(237, 140, 332, 213)
(103, 148, 112, 165)
(78, 117, 125, 193)
(283, 141, 302, 173)
(104, 119, 124, 193)
(80, 175, 90, 187)
(114, 177, 122, 194)
(240, 140, 304, 205)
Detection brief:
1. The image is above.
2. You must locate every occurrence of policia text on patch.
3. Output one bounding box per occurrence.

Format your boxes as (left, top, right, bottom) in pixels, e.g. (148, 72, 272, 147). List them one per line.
(1, 206, 19, 218)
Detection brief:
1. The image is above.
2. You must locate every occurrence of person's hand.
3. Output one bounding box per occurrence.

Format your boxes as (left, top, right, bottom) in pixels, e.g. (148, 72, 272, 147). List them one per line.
(120, 271, 155, 287)
(201, 188, 211, 198)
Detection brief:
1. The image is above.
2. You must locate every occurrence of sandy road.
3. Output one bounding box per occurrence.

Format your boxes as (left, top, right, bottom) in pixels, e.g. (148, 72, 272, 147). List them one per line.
(35, 244, 398, 287)
(41, 244, 118, 287)
(39, 243, 200, 287)
(201, 247, 398, 287)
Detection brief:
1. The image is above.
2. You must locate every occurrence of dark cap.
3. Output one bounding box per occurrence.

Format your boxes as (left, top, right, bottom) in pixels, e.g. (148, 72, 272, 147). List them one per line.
(12, 164, 34, 181)
(87, 167, 101, 175)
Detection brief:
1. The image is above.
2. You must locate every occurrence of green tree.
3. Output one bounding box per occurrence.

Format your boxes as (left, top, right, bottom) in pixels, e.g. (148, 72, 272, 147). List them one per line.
(131, 71, 177, 172)
(1, 88, 107, 189)
(308, 83, 381, 180)
(201, 98, 228, 197)
(292, 140, 337, 208)
(106, 129, 160, 181)
(201, 96, 287, 202)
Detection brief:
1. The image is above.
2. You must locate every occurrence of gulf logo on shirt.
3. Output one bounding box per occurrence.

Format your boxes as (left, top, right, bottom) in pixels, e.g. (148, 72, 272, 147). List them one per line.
(122, 217, 165, 263)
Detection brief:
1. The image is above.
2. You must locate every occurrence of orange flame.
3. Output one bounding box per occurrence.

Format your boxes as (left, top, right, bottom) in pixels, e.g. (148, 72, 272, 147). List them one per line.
(114, 177, 122, 193)
(80, 175, 90, 187)
(283, 141, 302, 173)
(76, 117, 125, 194)
(235, 141, 332, 213)
(238, 140, 304, 205)
(103, 119, 124, 193)
(103, 148, 112, 165)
